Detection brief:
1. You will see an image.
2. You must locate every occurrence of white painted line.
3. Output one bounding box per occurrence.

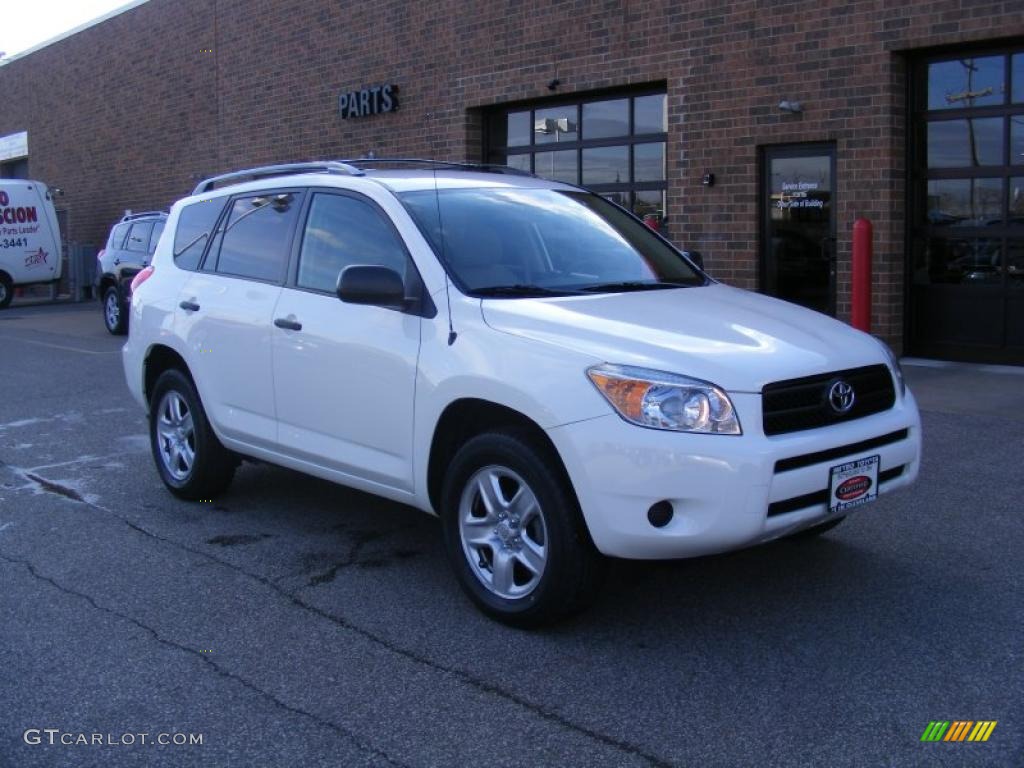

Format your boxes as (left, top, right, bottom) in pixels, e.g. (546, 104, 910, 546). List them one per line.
(0, 334, 119, 355)
(0, 523, 12, 534)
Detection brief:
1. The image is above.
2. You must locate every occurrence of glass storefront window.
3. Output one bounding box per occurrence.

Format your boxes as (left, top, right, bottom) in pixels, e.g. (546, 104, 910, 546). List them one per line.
(926, 178, 1003, 226)
(582, 99, 628, 139)
(507, 111, 530, 147)
(927, 118, 1003, 167)
(1013, 55, 1024, 103)
(1008, 240, 1024, 282)
(634, 94, 667, 134)
(506, 154, 531, 173)
(1012, 178, 1024, 222)
(634, 190, 666, 232)
(928, 56, 1005, 110)
(533, 150, 577, 184)
(1012, 116, 1024, 165)
(919, 237, 1002, 284)
(489, 90, 668, 227)
(634, 190, 665, 218)
(582, 145, 629, 185)
(634, 142, 665, 182)
(534, 105, 578, 144)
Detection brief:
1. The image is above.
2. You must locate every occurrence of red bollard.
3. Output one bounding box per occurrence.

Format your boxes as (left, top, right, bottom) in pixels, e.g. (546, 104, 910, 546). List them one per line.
(851, 218, 872, 332)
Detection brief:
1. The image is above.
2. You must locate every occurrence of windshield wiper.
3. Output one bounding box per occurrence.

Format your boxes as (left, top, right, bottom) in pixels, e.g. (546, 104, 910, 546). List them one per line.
(474, 284, 582, 297)
(579, 280, 689, 293)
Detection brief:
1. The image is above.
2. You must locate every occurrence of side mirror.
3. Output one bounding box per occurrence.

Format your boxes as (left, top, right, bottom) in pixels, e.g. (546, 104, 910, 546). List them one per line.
(682, 250, 704, 270)
(337, 265, 408, 309)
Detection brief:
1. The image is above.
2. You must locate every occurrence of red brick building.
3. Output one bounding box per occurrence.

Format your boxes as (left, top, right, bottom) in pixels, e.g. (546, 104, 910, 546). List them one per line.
(0, 0, 1022, 362)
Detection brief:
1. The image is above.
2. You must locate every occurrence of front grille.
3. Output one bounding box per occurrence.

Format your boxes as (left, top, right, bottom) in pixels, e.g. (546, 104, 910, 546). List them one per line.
(762, 364, 895, 436)
(774, 429, 909, 473)
(767, 465, 905, 517)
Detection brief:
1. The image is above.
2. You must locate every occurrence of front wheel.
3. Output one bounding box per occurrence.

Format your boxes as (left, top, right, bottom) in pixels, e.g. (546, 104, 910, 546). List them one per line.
(0, 274, 12, 309)
(441, 430, 604, 627)
(149, 369, 236, 500)
(103, 286, 126, 334)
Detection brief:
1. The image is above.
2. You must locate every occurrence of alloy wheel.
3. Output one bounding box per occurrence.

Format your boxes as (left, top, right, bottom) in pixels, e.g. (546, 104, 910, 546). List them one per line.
(458, 465, 548, 599)
(156, 391, 195, 481)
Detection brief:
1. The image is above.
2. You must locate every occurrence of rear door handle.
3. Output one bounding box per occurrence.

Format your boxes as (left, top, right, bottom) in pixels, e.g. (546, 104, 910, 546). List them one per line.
(274, 317, 302, 331)
(179, 300, 200, 312)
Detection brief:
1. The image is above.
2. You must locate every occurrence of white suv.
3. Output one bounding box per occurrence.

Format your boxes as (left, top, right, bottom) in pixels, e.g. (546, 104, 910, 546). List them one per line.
(123, 160, 921, 625)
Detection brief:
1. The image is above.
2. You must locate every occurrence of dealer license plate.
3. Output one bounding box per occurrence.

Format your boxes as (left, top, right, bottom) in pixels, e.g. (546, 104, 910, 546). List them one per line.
(828, 455, 880, 513)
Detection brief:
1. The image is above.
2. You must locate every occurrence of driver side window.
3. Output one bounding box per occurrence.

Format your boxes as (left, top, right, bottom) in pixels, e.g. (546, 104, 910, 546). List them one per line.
(297, 193, 408, 293)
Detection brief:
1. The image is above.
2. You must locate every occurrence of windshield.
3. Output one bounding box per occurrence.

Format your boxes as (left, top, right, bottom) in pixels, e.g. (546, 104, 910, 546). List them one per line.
(398, 188, 705, 296)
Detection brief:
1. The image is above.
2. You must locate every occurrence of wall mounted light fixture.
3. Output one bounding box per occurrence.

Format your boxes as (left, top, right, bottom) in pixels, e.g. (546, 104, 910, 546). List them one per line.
(778, 100, 803, 114)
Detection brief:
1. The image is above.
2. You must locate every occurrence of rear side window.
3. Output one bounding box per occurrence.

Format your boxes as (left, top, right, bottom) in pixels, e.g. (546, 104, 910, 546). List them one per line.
(125, 221, 154, 253)
(214, 193, 300, 282)
(149, 221, 165, 254)
(297, 193, 407, 293)
(173, 200, 225, 271)
(109, 223, 130, 249)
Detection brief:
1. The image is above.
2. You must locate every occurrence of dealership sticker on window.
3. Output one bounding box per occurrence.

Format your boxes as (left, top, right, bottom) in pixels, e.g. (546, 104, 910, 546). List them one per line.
(828, 455, 879, 513)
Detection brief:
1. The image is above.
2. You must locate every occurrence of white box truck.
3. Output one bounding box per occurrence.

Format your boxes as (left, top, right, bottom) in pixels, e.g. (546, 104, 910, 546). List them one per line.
(0, 179, 63, 308)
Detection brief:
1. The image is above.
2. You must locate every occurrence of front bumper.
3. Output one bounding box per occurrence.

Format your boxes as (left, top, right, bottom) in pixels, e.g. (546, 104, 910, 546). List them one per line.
(547, 388, 921, 559)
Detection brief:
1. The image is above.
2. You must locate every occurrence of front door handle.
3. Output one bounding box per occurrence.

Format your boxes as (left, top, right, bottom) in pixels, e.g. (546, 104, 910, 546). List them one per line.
(179, 300, 200, 312)
(274, 317, 302, 331)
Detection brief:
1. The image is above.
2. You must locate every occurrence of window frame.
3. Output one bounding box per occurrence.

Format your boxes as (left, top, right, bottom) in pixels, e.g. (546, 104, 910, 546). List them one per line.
(109, 222, 131, 250)
(483, 85, 669, 215)
(200, 187, 306, 286)
(174, 199, 229, 272)
(148, 219, 166, 254)
(905, 42, 1024, 362)
(284, 188, 433, 316)
(125, 220, 155, 254)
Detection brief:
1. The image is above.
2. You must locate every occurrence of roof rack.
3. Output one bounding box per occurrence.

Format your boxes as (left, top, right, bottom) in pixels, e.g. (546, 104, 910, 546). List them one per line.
(191, 161, 365, 195)
(340, 158, 536, 178)
(120, 210, 168, 222)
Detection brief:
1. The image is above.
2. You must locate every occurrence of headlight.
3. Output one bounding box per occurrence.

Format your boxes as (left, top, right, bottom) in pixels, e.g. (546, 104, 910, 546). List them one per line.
(586, 364, 741, 434)
(877, 340, 905, 397)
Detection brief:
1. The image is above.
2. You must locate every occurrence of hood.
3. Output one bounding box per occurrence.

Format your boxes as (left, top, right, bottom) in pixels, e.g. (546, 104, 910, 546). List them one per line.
(480, 284, 888, 392)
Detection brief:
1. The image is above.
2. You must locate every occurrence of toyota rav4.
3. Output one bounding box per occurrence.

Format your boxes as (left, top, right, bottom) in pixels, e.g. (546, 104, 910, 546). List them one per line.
(123, 160, 921, 625)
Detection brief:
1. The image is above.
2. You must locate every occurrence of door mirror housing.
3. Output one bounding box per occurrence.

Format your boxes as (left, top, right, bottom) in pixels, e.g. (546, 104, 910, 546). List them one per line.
(337, 265, 408, 309)
(682, 250, 704, 270)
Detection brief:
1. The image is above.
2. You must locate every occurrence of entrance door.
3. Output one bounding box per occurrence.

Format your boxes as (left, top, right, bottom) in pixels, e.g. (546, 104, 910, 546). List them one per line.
(761, 144, 836, 314)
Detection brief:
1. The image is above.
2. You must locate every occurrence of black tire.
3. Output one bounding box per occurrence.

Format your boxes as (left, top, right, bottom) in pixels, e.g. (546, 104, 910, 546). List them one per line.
(785, 515, 846, 540)
(440, 429, 605, 627)
(103, 286, 127, 335)
(0, 273, 12, 309)
(149, 368, 236, 500)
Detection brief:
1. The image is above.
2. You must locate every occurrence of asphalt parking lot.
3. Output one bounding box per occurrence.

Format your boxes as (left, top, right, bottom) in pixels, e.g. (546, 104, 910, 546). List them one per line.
(1, 302, 1021, 768)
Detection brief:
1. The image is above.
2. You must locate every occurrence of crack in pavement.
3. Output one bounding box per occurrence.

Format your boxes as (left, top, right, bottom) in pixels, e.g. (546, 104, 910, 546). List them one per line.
(305, 527, 413, 586)
(0, 551, 410, 768)
(4, 463, 673, 767)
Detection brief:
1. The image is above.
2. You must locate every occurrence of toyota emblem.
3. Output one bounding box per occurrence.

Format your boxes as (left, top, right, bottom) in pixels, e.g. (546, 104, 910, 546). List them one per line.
(828, 380, 855, 414)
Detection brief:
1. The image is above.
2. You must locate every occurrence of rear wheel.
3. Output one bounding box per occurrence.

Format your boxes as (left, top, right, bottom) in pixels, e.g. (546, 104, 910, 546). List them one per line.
(0, 274, 12, 309)
(441, 430, 604, 627)
(103, 286, 126, 334)
(149, 369, 236, 499)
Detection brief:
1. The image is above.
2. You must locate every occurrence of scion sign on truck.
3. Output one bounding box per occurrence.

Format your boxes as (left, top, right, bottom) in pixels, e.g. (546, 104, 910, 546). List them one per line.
(0, 180, 62, 309)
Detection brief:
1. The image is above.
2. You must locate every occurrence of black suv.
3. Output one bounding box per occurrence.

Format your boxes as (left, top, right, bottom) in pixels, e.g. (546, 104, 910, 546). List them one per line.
(96, 211, 167, 334)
